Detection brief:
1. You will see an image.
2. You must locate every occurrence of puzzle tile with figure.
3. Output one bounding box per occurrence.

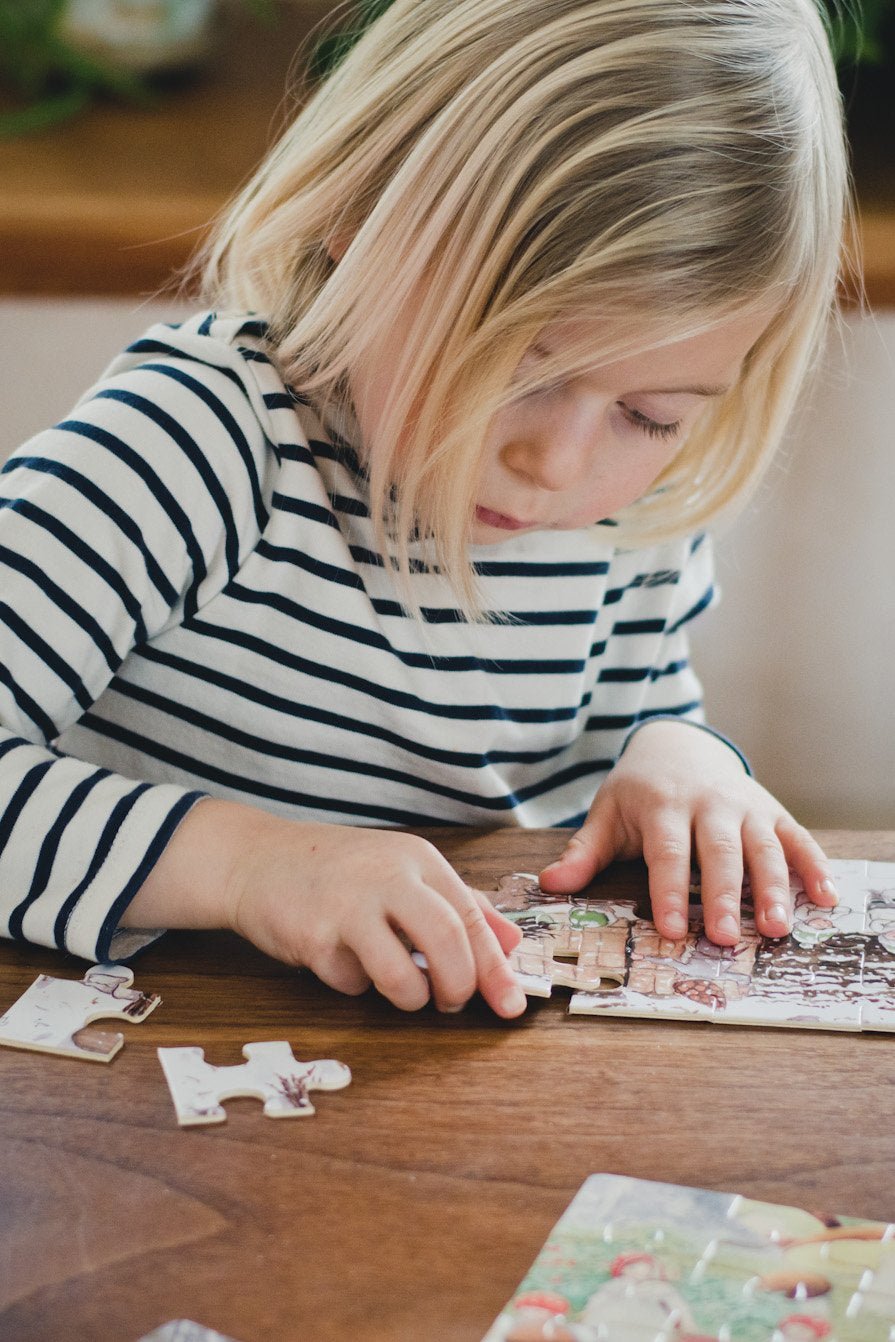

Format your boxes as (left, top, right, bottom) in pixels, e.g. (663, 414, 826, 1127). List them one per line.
(490, 859, 895, 1032)
(483, 1172, 895, 1341)
(157, 1041, 351, 1126)
(0, 962, 160, 1062)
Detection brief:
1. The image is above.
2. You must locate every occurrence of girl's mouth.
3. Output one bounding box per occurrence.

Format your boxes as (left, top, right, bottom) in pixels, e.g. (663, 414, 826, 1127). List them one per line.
(475, 506, 534, 531)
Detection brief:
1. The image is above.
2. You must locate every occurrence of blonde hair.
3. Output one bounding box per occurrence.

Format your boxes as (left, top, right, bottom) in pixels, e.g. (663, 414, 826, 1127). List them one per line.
(199, 0, 849, 613)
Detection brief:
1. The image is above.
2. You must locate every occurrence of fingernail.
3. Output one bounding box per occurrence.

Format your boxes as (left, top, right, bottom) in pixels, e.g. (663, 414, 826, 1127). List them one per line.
(501, 986, 527, 1016)
(717, 915, 739, 939)
(768, 903, 790, 929)
(438, 1003, 465, 1014)
(665, 912, 687, 936)
(820, 878, 839, 904)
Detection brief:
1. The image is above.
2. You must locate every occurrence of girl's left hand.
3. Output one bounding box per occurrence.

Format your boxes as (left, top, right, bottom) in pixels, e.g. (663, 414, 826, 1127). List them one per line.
(538, 719, 838, 945)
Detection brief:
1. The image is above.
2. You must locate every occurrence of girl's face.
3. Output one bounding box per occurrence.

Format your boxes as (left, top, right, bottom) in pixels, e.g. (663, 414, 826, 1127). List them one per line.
(471, 310, 770, 543)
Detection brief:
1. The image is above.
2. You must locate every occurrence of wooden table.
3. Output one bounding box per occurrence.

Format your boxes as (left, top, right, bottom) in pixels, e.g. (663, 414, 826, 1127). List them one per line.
(0, 828, 892, 1342)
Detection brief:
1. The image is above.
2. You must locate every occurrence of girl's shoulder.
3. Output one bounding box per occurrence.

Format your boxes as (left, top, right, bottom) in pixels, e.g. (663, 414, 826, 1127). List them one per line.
(99, 310, 286, 404)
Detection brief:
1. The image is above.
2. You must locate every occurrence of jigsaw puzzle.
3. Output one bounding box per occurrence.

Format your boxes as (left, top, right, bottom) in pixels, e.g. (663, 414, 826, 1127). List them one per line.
(157, 1041, 351, 1126)
(490, 859, 895, 1031)
(0, 962, 160, 1061)
(483, 1173, 895, 1342)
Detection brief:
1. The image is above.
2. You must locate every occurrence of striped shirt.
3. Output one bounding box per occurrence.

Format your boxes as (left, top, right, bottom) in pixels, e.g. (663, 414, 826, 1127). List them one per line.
(0, 312, 716, 961)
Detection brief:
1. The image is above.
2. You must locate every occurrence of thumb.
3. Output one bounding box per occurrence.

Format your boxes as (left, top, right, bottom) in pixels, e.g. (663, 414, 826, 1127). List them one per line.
(539, 796, 623, 893)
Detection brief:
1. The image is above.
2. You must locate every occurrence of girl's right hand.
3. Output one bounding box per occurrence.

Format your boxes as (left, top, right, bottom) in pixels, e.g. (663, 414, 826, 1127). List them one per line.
(228, 815, 527, 1017)
(124, 799, 527, 1019)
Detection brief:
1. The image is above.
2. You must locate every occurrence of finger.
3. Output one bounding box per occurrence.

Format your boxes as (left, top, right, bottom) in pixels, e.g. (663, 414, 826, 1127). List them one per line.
(640, 810, 692, 940)
(399, 874, 526, 1019)
(693, 810, 745, 946)
(307, 943, 373, 997)
(472, 889, 524, 954)
(741, 818, 793, 938)
(775, 817, 839, 908)
(346, 924, 431, 1012)
(455, 894, 528, 1019)
(539, 794, 624, 894)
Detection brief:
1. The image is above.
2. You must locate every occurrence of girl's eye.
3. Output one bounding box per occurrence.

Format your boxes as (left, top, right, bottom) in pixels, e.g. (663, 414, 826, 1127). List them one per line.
(621, 405, 682, 441)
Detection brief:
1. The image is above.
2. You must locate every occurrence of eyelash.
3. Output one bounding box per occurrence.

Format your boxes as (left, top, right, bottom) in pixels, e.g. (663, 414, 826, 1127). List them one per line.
(621, 405, 682, 441)
(516, 383, 682, 442)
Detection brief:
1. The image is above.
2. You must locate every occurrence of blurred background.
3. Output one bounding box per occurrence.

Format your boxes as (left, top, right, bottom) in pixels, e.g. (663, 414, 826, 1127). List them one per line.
(0, 0, 893, 829)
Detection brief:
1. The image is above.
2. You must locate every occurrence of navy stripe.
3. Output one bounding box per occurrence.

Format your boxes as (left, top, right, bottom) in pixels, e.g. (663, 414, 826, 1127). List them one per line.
(369, 597, 600, 627)
(8, 768, 109, 940)
(598, 666, 650, 684)
(612, 618, 666, 636)
(0, 760, 55, 867)
(0, 661, 59, 739)
(79, 403, 209, 619)
(122, 339, 246, 395)
(0, 497, 148, 644)
(474, 559, 611, 578)
(140, 362, 269, 534)
(109, 676, 607, 811)
(0, 543, 122, 674)
(0, 601, 93, 713)
(1, 457, 178, 606)
(52, 782, 152, 950)
(226, 579, 586, 674)
(272, 492, 341, 530)
(78, 714, 459, 827)
(198, 601, 587, 719)
(133, 646, 576, 768)
(96, 791, 205, 961)
(585, 700, 702, 732)
(669, 585, 715, 634)
(651, 658, 689, 681)
(86, 386, 242, 582)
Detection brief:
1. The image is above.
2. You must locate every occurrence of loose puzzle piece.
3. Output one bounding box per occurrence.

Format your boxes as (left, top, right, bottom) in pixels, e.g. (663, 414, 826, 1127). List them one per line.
(482, 1173, 895, 1342)
(157, 1041, 351, 1126)
(0, 962, 160, 1062)
(491, 860, 895, 1033)
(137, 1323, 241, 1342)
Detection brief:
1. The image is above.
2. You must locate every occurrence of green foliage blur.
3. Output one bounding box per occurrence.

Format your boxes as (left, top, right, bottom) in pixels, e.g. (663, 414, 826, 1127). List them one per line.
(1, 0, 892, 139)
(0, 0, 274, 137)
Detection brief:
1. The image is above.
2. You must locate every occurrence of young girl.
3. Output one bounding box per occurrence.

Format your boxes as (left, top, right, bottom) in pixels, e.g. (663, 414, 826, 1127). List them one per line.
(0, 0, 848, 1019)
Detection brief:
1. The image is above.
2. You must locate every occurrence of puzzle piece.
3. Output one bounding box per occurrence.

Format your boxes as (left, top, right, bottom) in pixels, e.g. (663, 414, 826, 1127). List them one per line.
(0, 963, 160, 1062)
(490, 861, 895, 1033)
(483, 1174, 895, 1342)
(137, 1323, 241, 1342)
(157, 1041, 351, 1126)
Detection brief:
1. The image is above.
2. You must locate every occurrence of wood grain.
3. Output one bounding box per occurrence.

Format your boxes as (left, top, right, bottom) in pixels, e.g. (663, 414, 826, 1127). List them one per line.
(0, 828, 892, 1341)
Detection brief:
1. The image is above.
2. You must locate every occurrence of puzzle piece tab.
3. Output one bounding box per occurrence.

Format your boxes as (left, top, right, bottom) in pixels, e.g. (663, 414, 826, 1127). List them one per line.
(0, 963, 160, 1062)
(157, 1041, 351, 1126)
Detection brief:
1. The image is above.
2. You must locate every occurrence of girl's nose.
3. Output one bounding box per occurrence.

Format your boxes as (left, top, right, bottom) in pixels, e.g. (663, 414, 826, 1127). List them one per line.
(501, 421, 597, 493)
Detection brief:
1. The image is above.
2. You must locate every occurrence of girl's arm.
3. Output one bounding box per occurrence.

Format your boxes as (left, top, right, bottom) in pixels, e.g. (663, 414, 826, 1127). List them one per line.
(123, 797, 526, 1017)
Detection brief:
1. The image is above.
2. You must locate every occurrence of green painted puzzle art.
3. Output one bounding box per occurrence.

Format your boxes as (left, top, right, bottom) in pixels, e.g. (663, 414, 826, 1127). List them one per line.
(483, 1174, 895, 1341)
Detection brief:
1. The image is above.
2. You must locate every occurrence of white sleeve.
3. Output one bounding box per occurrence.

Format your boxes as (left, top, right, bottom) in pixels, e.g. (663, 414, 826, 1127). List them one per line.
(0, 330, 272, 960)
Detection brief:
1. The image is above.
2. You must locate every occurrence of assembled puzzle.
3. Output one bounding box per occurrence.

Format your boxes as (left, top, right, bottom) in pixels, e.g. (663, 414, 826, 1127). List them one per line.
(483, 1173, 895, 1342)
(491, 859, 895, 1031)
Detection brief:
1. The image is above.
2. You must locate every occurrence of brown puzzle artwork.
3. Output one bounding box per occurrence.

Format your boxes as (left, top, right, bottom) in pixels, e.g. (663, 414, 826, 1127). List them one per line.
(490, 859, 895, 1032)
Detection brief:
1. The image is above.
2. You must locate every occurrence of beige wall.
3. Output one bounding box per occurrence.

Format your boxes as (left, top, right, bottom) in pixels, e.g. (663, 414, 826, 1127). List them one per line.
(2, 298, 893, 828)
